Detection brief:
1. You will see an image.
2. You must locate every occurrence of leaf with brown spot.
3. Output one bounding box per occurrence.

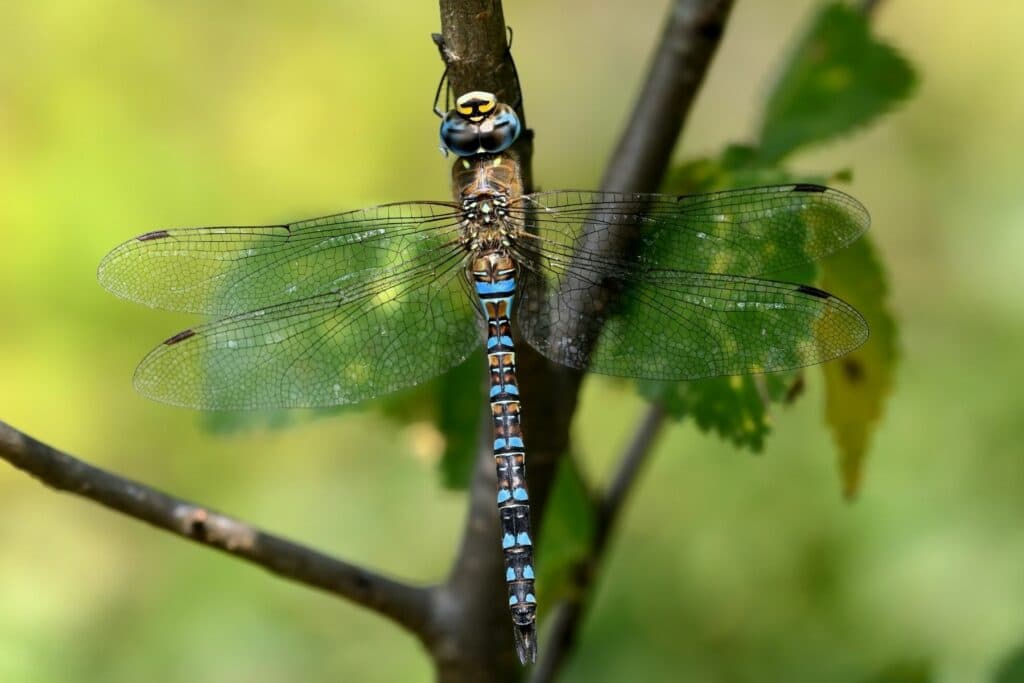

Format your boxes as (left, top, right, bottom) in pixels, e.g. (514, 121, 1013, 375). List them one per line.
(819, 235, 897, 499)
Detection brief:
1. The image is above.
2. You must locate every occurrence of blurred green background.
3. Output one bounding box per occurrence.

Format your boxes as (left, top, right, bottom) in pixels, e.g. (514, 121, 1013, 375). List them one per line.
(1, 1, 1022, 681)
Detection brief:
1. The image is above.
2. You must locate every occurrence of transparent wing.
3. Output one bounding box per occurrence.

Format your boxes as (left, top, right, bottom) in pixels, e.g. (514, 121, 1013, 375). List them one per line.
(516, 263, 868, 380)
(99, 201, 463, 315)
(133, 247, 479, 409)
(509, 184, 869, 277)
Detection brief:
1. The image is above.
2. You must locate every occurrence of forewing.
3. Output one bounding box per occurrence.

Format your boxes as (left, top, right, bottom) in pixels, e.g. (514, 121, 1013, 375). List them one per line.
(99, 202, 463, 315)
(133, 248, 479, 409)
(511, 185, 868, 277)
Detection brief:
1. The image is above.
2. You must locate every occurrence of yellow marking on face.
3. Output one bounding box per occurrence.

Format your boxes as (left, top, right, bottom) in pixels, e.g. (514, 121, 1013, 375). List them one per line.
(493, 156, 502, 166)
(456, 91, 498, 118)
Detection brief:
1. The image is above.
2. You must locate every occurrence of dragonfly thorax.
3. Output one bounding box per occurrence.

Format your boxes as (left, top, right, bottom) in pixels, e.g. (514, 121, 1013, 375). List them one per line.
(461, 194, 515, 252)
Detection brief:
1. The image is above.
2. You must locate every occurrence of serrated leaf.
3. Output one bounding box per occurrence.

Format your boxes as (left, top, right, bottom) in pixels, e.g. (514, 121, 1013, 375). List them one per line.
(536, 455, 597, 611)
(638, 374, 798, 452)
(665, 145, 797, 194)
(819, 235, 897, 499)
(760, 2, 917, 161)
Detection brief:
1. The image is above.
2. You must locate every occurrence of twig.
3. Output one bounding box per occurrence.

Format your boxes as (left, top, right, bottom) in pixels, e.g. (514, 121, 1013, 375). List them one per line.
(602, 0, 735, 193)
(530, 404, 668, 683)
(596, 403, 668, 549)
(530, 0, 734, 676)
(0, 420, 432, 635)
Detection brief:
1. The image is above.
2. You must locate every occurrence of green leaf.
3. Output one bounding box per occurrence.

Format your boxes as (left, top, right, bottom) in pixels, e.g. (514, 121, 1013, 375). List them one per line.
(536, 455, 597, 611)
(638, 373, 798, 452)
(760, 2, 917, 161)
(651, 154, 823, 451)
(819, 235, 898, 499)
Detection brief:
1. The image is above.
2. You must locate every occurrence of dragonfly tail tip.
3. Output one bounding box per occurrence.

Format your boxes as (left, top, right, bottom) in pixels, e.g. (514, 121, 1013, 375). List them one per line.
(513, 625, 537, 665)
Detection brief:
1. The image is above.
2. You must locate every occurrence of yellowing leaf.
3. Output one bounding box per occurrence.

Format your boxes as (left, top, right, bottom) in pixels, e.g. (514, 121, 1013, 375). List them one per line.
(820, 235, 897, 499)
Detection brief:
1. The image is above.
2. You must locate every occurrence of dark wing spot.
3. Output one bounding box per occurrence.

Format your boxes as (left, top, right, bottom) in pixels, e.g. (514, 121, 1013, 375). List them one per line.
(137, 230, 171, 241)
(791, 183, 827, 193)
(796, 284, 832, 299)
(165, 329, 197, 345)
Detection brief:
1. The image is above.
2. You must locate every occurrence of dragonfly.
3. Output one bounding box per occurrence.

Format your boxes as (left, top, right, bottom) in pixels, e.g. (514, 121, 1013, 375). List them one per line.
(99, 88, 870, 664)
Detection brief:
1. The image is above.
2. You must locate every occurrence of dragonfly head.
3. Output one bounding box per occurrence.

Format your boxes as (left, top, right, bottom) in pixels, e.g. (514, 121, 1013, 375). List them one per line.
(439, 91, 521, 158)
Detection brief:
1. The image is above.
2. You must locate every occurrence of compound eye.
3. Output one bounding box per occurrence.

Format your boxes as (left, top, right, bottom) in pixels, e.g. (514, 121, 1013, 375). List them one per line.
(479, 105, 521, 154)
(440, 113, 481, 157)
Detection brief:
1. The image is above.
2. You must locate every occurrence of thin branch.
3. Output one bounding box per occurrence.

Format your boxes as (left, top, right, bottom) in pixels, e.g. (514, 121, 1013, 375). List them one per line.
(529, 0, 734, 676)
(551, 0, 735, 387)
(0, 419, 432, 635)
(596, 403, 668, 548)
(530, 404, 667, 683)
(602, 0, 735, 194)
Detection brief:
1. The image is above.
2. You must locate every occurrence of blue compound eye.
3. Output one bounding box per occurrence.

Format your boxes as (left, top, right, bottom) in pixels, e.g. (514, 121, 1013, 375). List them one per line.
(479, 105, 521, 154)
(440, 113, 481, 157)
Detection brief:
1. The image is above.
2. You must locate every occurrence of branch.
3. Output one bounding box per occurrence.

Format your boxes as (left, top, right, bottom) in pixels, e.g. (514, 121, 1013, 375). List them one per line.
(602, 0, 735, 194)
(530, 404, 667, 683)
(534, 0, 734, 676)
(433, 0, 732, 677)
(430, 3, 548, 680)
(0, 419, 432, 635)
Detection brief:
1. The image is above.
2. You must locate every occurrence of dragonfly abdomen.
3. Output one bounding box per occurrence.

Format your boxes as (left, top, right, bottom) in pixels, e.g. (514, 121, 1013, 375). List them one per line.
(472, 252, 537, 664)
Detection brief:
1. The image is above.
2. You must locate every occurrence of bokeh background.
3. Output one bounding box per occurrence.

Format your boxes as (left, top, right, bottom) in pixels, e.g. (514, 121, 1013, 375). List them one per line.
(1, 1, 1022, 681)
